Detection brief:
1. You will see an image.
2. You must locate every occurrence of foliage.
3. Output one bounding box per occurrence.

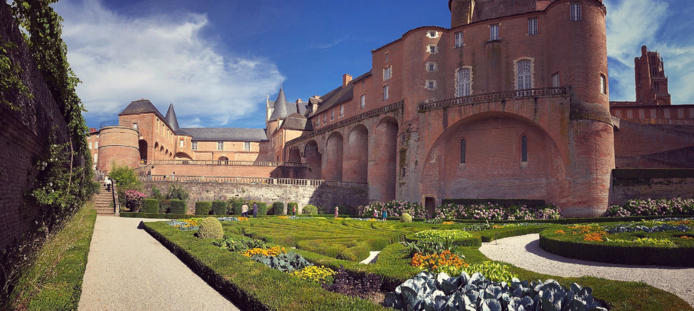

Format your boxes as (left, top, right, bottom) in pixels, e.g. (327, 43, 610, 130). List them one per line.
(384, 271, 607, 311)
(141, 198, 158, 214)
(322, 266, 383, 300)
(287, 202, 298, 214)
(400, 213, 412, 223)
(109, 163, 143, 206)
(169, 199, 186, 214)
(242, 246, 287, 257)
(197, 217, 223, 239)
(605, 237, 676, 247)
(250, 201, 268, 216)
(605, 198, 694, 217)
(211, 201, 226, 215)
(605, 223, 691, 234)
(167, 219, 200, 231)
(362, 200, 425, 218)
(212, 236, 267, 252)
(461, 261, 517, 284)
(123, 190, 146, 212)
(0, 35, 32, 111)
(414, 229, 472, 241)
(435, 202, 561, 220)
(195, 201, 212, 215)
(251, 251, 312, 272)
(292, 266, 336, 285)
(165, 183, 189, 202)
(411, 250, 468, 273)
(272, 201, 285, 215)
(302, 204, 318, 215)
(401, 240, 457, 257)
(151, 186, 165, 201)
(227, 197, 244, 215)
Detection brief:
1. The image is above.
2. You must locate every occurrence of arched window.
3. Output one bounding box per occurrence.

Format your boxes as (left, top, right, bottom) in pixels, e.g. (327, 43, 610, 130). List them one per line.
(521, 136, 528, 163)
(457, 68, 471, 97)
(517, 60, 532, 90)
(460, 139, 466, 164)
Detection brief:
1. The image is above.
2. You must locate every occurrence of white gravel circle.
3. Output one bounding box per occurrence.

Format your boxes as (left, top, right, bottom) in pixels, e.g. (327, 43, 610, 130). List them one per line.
(479, 234, 694, 307)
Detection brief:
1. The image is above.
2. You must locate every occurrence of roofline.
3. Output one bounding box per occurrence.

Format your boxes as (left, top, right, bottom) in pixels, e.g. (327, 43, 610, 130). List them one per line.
(372, 26, 448, 54)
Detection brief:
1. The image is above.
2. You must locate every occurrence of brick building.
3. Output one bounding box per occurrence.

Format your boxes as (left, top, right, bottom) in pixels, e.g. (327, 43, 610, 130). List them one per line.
(91, 0, 694, 217)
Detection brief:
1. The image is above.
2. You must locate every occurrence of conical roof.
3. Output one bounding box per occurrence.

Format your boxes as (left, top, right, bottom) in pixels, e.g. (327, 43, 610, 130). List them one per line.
(165, 103, 180, 131)
(269, 87, 289, 121)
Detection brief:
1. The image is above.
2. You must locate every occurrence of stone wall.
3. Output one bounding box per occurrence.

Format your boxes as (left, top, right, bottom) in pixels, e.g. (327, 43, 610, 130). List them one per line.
(142, 181, 369, 215)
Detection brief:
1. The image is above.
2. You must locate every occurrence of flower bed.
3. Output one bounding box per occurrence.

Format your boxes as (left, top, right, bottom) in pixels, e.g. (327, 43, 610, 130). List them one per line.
(605, 198, 694, 217)
(360, 200, 561, 221)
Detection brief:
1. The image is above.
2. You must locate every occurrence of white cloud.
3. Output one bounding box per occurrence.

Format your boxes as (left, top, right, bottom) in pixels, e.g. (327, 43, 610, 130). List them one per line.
(55, 0, 284, 127)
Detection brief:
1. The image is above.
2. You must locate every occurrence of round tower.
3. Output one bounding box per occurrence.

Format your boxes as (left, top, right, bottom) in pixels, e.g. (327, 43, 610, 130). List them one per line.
(97, 126, 140, 173)
(449, 0, 475, 28)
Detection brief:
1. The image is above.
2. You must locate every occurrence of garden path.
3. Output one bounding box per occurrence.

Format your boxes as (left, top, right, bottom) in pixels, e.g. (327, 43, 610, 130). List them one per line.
(479, 234, 694, 307)
(79, 216, 240, 311)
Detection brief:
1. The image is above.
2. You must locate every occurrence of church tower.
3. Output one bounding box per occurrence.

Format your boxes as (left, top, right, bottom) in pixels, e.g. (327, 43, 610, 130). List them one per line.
(635, 45, 671, 105)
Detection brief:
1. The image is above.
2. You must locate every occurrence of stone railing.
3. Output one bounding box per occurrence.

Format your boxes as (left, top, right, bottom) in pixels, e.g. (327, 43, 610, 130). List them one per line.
(286, 100, 403, 145)
(419, 87, 569, 112)
(150, 160, 308, 167)
(141, 175, 367, 188)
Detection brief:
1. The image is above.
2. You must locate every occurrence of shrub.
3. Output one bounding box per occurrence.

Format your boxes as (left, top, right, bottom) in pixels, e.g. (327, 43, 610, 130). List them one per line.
(212, 201, 227, 215)
(109, 163, 143, 206)
(169, 199, 186, 214)
(228, 198, 244, 215)
(123, 190, 146, 212)
(414, 229, 472, 240)
(292, 266, 336, 285)
(288, 202, 298, 214)
(166, 183, 189, 202)
(400, 213, 412, 223)
(151, 186, 165, 201)
(195, 201, 212, 215)
(255, 202, 268, 216)
(272, 202, 285, 216)
(142, 199, 159, 214)
(158, 199, 171, 214)
(323, 266, 382, 300)
(302, 204, 318, 215)
(461, 261, 517, 283)
(197, 217, 223, 239)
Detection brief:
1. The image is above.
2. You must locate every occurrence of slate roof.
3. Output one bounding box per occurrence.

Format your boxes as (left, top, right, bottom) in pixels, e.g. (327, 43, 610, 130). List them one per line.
(119, 99, 167, 122)
(180, 127, 268, 142)
(281, 113, 312, 131)
(165, 103, 180, 131)
(312, 71, 371, 116)
(269, 87, 294, 121)
(472, 0, 538, 22)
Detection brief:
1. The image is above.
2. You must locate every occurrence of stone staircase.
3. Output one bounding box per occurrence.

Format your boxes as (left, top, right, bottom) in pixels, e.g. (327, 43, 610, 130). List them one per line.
(94, 184, 116, 216)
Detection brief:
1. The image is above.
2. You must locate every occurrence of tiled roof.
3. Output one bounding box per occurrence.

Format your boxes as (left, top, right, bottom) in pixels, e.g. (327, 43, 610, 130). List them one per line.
(119, 99, 167, 122)
(473, 0, 538, 22)
(281, 113, 311, 131)
(180, 127, 268, 142)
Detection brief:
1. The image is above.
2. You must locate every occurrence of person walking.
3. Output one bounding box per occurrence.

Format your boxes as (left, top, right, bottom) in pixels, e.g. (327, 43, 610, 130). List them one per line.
(105, 177, 112, 192)
(252, 202, 258, 218)
(292, 205, 296, 216)
(147, 170, 151, 181)
(241, 203, 248, 217)
(382, 209, 387, 221)
(334, 206, 339, 218)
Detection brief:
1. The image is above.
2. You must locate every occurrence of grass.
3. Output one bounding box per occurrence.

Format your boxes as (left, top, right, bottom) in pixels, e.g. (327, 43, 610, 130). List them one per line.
(145, 217, 693, 310)
(8, 202, 97, 310)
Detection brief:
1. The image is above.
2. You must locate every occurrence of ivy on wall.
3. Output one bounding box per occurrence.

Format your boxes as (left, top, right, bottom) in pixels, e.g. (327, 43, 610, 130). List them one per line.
(0, 35, 32, 111)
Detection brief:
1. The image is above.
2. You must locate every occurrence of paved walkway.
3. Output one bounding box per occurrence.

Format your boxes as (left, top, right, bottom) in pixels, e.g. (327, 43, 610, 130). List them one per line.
(79, 216, 240, 310)
(479, 234, 694, 307)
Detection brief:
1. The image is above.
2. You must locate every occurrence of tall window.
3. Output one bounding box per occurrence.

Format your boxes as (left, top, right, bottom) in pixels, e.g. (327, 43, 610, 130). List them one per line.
(192, 141, 198, 150)
(133, 123, 138, 130)
(457, 68, 471, 97)
(552, 73, 561, 87)
(179, 140, 184, 147)
(95, 142, 98, 149)
(528, 18, 538, 35)
(516, 60, 532, 90)
(460, 139, 466, 164)
(600, 74, 607, 94)
(383, 66, 392, 80)
(521, 136, 528, 163)
(89, 142, 92, 149)
(570, 3, 582, 21)
(323, 114, 327, 124)
(385, 52, 389, 62)
(340, 104, 344, 116)
(490, 24, 500, 41)
(217, 141, 223, 150)
(360, 95, 366, 108)
(383, 85, 389, 100)
(331, 109, 334, 120)
(244, 142, 251, 151)
(455, 32, 464, 48)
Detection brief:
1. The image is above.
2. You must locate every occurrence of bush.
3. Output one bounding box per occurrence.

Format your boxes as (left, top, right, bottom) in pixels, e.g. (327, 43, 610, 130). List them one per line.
(256, 202, 268, 216)
(151, 186, 165, 201)
(109, 163, 143, 206)
(400, 213, 412, 223)
(212, 201, 227, 215)
(288, 202, 298, 215)
(123, 190, 146, 212)
(158, 199, 171, 213)
(166, 183, 189, 202)
(228, 198, 244, 215)
(142, 199, 159, 214)
(197, 217, 223, 239)
(302, 204, 318, 215)
(195, 201, 212, 215)
(169, 199, 187, 214)
(272, 202, 285, 216)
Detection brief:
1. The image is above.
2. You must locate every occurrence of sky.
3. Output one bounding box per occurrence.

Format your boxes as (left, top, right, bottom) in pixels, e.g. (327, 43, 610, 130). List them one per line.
(53, 0, 694, 130)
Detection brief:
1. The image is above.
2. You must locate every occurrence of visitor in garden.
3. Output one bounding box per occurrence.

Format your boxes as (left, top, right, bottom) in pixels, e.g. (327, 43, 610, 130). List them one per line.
(382, 209, 387, 221)
(171, 171, 176, 181)
(242, 203, 248, 217)
(334, 206, 339, 218)
(147, 170, 151, 181)
(105, 177, 112, 192)
(252, 202, 258, 218)
(292, 205, 296, 216)
(374, 210, 378, 218)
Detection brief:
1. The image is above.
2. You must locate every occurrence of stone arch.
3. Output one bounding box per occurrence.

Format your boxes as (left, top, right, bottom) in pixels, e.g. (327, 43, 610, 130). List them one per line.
(304, 140, 322, 179)
(344, 124, 368, 183)
(175, 152, 193, 160)
(288, 147, 301, 163)
(324, 132, 344, 182)
(421, 112, 566, 206)
(369, 117, 399, 201)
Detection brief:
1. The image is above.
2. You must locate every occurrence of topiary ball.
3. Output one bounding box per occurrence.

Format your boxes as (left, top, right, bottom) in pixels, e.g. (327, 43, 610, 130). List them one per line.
(197, 217, 223, 239)
(401, 213, 412, 223)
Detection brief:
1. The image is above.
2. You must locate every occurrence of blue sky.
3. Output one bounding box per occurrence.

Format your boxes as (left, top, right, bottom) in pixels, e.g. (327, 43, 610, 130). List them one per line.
(54, 0, 694, 130)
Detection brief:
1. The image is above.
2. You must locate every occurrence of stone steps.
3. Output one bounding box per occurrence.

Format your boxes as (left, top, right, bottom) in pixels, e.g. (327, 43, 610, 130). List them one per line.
(94, 185, 116, 216)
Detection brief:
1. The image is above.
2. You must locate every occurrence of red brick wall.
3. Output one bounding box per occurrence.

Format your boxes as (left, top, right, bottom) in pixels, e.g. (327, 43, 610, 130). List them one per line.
(97, 126, 140, 172)
(611, 105, 694, 126)
(614, 120, 694, 168)
(151, 164, 276, 178)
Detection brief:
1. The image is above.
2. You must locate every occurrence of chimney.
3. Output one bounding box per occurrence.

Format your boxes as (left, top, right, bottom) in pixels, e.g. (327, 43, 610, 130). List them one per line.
(343, 74, 353, 87)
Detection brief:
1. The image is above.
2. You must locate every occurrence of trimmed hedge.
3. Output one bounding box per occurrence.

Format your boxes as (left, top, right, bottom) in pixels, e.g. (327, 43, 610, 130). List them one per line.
(212, 201, 227, 216)
(478, 225, 553, 242)
(169, 199, 186, 214)
(158, 199, 171, 214)
(441, 198, 546, 208)
(272, 202, 285, 216)
(404, 233, 481, 247)
(230, 200, 244, 215)
(302, 204, 318, 215)
(195, 201, 212, 215)
(254, 202, 268, 216)
(539, 228, 694, 267)
(287, 202, 298, 215)
(142, 199, 159, 214)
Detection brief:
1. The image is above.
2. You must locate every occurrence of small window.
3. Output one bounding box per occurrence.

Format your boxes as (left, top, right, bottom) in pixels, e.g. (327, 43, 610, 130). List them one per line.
(323, 114, 327, 124)
(427, 30, 439, 38)
(426, 62, 437, 72)
(217, 141, 223, 150)
(383, 85, 389, 100)
(425, 80, 437, 90)
(95, 142, 98, 149)
(385, 52, 389, 62)
(552, 73, 561, 87)
(244, 142, 251, 151)
(340, 104, 344, 116)
(192, 141, 198, 150)
(360, 95, 366, 108)
(460, 139, 466, 164)
(179, 140, 184, 147)
(133, 123, 138, 130)
(528, 18, 538, 35)
(89, 142, 92, 149)
(455, 32, 464, 48)
(331, 109, 334, 120)
(521, 136, 528, 163)
(490, 24, 500, 41)
(427, 45, 439, 54)
(570, 3, 582, 21)
(600, 74, 607, 94)
(383, 66, 392, 80)
(94, 154, 97, 163)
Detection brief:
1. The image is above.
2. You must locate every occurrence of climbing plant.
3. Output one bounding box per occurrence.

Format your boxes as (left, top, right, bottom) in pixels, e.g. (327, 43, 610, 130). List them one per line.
(0, 35, 32, 111)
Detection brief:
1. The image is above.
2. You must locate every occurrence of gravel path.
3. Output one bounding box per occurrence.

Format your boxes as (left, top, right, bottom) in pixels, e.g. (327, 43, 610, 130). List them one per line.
(79, 216, 240, 311)
(479, 234, 694, 307)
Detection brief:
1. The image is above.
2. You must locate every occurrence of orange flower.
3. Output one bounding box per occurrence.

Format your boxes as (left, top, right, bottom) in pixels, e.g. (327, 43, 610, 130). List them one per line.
(554, 230, 566, 235)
